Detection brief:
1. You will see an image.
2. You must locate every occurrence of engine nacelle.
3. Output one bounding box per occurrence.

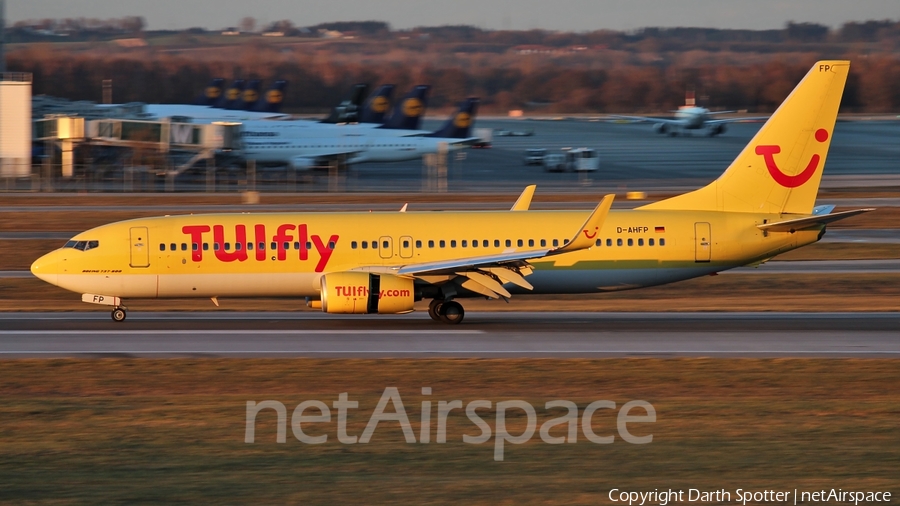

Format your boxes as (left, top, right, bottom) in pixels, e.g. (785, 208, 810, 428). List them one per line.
(653, 123, 669, 134)
(709, 123, 727, 136)
(290, 156, 316, 171)
(320, 272, 415, 314)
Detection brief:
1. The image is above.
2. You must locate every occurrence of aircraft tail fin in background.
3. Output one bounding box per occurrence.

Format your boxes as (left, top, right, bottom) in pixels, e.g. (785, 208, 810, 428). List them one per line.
(255, 80, 288, 113)
(426, 98, 479, 139)
(194, 78, 225, 106)
(380, 85, 430, 130)
(320, 83, 368, 124)
(216, 79, 246, 109)
(359, 84, 395, 124)
(639, 61, 850, 215)
(235, 79, 262, 110)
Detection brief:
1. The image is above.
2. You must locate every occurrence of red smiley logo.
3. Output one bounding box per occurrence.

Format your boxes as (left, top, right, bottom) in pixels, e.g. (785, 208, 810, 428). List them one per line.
(583, 227, 598, 239)
(756, 129, 829, 188)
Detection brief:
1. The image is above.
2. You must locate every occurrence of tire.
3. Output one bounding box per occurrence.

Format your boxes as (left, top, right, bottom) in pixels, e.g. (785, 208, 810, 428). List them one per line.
(438, 301, 465, 324)
(111, 308, 126, 322)
(428, 300, 443, 322)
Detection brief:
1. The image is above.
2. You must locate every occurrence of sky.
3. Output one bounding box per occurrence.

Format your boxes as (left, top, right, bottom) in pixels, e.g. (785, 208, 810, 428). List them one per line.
(7, 0, 899, 32)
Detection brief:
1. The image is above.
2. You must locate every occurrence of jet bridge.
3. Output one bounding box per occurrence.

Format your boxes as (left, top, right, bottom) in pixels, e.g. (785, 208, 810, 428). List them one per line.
(33, 116, 243, 182)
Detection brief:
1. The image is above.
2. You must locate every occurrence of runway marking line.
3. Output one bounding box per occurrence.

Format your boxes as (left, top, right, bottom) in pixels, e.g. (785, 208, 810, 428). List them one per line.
(0, 330, 483, 336)
(1, 350, 898, 355)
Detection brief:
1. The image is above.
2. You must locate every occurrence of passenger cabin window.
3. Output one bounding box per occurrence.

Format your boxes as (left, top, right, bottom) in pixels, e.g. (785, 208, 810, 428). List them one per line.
(638, 238, 644, 246)
(440, 240, 446, 248)
(617, 239, 623, 246)
(628, 239, 634, 246)
(416, 240, 422, 248)
(181, 243, 188, 251)
(660, 238, 666, 246)
(193, 243, 199, 251)
(351, 241, 358, 249)
(553, 239, 560, 247)
(607, 239, 613, 247)
(517, 239, 523, 247)
(328, 241, 336, 249)
(494, 240, 500, 247)
(541, 239, 547, 247)
(462, 240, 468, 248)
(506, 240, 512, 247)
(362, 241, 368, 249)
(649, 238, 655, 246)
(450, 240, 457, 248)
(428, 240, 435, 248)
(203, 243, 209, 251)
(528, 239, 535, 247)
(595, 239, 602, 247)
(224, 243, 231, 251)
(159, 244, 165, 251)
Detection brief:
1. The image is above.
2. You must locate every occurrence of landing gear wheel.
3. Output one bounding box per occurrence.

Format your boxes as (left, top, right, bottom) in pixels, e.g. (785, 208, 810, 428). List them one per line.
(428, 300, 444, 322)
(439, 301, 465, 324)
(111, 307, 126, 322)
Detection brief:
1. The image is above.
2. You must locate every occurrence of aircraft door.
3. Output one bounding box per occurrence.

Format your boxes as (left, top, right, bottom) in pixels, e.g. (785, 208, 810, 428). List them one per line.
(130, 227, 150, 268)
(399, 236, 413, 259)
(378, 236, 393, 259)
(694, 222, 711, 263)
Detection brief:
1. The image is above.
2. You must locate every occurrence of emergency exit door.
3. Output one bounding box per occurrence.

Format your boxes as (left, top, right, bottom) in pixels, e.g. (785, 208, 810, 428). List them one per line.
(130, 227, 150, 268)
(399, 236, 414, 259)
(379, 236, 393, 259)
(694, 222, 711, 263)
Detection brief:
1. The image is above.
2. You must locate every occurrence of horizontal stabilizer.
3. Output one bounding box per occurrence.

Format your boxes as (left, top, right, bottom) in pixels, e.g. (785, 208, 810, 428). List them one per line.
(758, 208, 875, 233)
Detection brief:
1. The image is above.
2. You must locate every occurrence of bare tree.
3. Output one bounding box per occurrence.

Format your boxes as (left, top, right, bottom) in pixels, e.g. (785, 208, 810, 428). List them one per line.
(239, 17, 257, 34)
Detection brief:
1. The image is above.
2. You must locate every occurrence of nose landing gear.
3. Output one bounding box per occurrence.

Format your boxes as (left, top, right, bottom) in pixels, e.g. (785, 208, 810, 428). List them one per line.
(111, 307, 127, 322)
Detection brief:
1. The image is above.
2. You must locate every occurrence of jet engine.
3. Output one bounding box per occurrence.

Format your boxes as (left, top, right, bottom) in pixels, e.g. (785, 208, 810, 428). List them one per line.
(320, 272, 416, 314)
(653, 123, 669, 134)
(290, 156, 316, 171)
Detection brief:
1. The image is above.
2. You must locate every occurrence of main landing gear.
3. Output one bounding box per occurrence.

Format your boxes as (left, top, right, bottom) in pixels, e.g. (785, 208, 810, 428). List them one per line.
(428, 299, 465, 324)
(111, 307, 127, 322)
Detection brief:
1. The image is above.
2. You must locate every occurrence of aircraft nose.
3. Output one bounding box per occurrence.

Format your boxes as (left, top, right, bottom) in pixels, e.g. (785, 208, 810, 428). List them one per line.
(31, 250, 60, 286)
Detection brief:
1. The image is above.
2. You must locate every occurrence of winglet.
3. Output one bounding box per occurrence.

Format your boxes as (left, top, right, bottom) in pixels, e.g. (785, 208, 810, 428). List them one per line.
(553, 194, 615, 254)
(399, 203, 408, 213)
(511, 185, 536, 211)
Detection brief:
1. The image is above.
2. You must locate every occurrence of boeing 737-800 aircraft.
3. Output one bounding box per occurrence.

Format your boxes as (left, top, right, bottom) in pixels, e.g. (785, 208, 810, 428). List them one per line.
(31, 61, 870, 323)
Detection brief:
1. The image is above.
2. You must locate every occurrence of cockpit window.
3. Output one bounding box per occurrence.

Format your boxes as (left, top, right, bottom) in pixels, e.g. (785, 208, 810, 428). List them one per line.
(64, 240, 99, 251)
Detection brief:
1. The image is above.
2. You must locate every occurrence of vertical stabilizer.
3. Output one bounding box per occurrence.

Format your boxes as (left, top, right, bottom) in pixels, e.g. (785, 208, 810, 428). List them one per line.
(640, 61, 849, 215)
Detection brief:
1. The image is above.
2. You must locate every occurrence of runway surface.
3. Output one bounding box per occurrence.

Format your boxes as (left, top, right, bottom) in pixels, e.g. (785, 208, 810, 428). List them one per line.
(1, 311, 897, 358)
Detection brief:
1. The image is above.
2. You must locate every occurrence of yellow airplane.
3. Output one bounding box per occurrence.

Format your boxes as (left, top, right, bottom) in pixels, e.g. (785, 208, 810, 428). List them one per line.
(31, 60, 872, 324)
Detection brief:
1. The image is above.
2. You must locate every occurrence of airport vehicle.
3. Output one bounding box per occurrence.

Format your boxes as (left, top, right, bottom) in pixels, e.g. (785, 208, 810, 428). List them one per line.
(31, 61, 870, 324)
(542, 148, 598, 172)
(611, 91, 764, 137)
(524, 148, 547, 165)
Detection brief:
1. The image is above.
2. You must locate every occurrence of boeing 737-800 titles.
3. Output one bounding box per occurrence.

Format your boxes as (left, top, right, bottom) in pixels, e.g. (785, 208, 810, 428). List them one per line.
(31, 61, 870, 324)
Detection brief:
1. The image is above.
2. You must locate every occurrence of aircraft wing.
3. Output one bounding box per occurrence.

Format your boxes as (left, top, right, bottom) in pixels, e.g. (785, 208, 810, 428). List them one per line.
(360, 195, 615, 299)
(757, 209, 875, 233)
(705, 116, 768, 125)
(607, 115, 682, 125)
